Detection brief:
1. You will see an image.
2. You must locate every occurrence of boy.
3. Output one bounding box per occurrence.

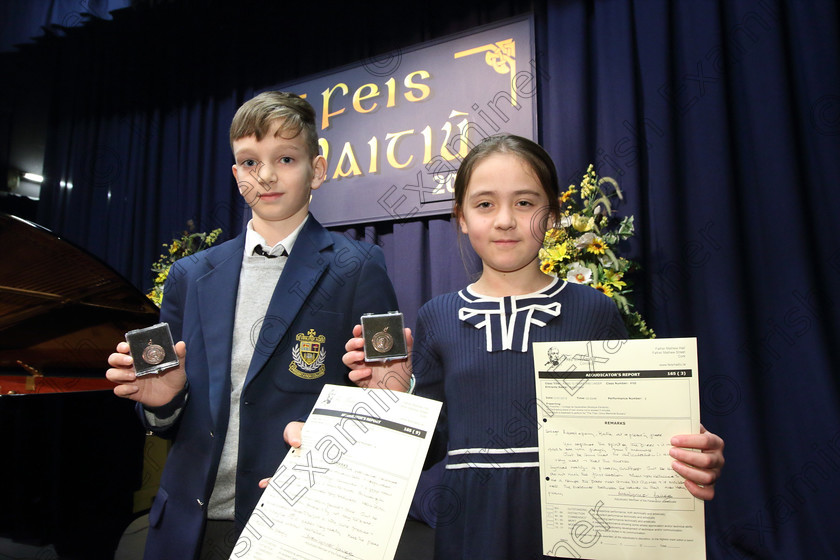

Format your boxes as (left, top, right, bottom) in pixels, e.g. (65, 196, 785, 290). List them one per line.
(107, 92, 400, 560)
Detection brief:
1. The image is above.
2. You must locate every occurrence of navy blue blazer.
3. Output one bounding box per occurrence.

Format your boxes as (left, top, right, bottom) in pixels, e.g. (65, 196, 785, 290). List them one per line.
(140, 215, 399, 560)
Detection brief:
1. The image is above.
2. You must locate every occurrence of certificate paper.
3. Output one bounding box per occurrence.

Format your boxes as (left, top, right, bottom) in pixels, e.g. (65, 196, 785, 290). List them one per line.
(231, 384, 442, 560)
(532, 338, 704, 560)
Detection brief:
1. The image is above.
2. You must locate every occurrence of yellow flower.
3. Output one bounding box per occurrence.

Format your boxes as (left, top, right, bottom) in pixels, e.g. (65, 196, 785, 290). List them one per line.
(541, 241, 569, 262)
(571, 214, 595, 232)
(580, 164, 597, 198)
(594, 282, 614, 297)
(587, 237, 607, 254)
(155, 267, 170, 284)
(540, 260, 554, 275)
(146, 288, 162, 307)
(603, 269, 626, 289)
(559, 187, 575, 205)
(148, 225, 223, 308)
(543, 228, 566, 247)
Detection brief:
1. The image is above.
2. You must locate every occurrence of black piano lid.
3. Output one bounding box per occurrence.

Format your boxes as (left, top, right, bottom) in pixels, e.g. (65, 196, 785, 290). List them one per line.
(0, 213, 160, 375)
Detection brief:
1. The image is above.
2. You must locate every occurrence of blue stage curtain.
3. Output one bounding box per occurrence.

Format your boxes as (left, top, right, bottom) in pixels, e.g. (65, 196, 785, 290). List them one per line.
(30, 1, 840, 557)
(0, 0, 131, 53)
(537, 2, 840, 558)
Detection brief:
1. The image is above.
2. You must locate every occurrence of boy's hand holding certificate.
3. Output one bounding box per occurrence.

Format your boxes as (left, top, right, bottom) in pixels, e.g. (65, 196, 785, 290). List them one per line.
(232, 384, 441, 560)
(532, 337, 705, 560)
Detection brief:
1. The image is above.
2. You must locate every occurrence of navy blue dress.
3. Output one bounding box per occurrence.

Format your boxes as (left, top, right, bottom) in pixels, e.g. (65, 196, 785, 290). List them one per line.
(413, 278, 627, 560)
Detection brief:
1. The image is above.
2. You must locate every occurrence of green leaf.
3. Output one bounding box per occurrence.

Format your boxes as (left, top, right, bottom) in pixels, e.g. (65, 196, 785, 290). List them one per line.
(618, 215, 635, 237)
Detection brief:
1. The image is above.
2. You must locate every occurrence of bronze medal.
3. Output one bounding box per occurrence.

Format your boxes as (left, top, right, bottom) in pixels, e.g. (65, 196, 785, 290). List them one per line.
(372, 327, 394, 353)
(142, 339, 166, 365)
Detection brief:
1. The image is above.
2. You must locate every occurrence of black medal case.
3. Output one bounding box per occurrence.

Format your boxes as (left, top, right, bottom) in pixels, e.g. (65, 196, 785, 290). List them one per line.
(125, 322, 179, 376)
(361, 311, 407, 362)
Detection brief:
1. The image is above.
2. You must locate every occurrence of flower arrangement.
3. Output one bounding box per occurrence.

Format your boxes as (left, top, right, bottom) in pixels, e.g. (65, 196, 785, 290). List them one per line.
(539, 164, 654, 338)
(147, 222, 222, 307)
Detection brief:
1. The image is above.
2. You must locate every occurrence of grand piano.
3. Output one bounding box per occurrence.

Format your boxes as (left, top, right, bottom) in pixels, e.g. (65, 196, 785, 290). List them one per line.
(0, 213, 158, 559)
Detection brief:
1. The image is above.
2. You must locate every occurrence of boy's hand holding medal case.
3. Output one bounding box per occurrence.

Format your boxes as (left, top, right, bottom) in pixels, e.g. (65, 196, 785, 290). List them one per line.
(125, 322, 180, 376)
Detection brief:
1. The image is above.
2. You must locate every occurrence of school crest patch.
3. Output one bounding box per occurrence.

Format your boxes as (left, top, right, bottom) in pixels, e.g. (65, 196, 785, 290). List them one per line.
(290, 329, 326, 379)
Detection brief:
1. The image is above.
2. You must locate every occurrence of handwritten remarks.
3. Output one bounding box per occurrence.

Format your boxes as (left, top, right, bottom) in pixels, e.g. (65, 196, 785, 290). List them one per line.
(533, 338, 705, 560)
(232, 385, 441, 560)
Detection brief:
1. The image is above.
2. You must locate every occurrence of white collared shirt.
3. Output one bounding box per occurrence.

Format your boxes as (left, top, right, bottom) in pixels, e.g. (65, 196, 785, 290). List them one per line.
(243, 214, 309, 260)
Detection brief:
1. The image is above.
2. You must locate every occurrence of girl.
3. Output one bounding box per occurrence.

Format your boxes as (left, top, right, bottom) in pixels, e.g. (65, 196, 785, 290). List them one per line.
(342, 134, 725, 559)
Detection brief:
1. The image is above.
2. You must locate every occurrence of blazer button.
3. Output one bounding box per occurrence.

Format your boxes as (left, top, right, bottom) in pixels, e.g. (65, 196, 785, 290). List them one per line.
(197, 498, 205, 508)
(209, 431, 214, 438)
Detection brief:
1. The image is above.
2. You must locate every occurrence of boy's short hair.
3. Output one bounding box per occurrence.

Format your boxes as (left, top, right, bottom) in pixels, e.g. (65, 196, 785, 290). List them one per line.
(229, 91, 319, 159)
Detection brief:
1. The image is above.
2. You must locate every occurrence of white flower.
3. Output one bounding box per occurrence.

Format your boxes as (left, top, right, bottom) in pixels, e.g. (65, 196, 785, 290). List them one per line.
(575, 232, 596, 250)
(566, 265, 592, 284)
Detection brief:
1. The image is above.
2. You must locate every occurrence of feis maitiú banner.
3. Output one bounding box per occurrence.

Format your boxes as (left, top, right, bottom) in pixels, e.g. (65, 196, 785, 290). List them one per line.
(263, 16, 538, 226)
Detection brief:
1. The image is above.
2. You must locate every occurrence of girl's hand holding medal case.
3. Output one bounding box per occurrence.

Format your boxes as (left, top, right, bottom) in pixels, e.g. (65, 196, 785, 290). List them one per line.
(361, 312, 407, 362)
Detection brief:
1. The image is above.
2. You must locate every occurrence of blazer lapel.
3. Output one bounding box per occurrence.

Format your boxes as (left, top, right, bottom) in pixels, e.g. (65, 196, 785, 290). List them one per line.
(244, 216, 333, 387)
(196, 233, 246, 429)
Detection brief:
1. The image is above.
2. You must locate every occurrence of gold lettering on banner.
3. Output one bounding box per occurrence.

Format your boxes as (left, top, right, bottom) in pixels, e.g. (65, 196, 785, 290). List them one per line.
(384, 77, 397, 107)
(403, 70, 432, 102)
(332, 141, 362, 178)
(385, 130, 414, 169)
(321, 111, 478, 181)
(367, 137, 379, 174)
(420, 126, 433, 164)
(454, 38, 517, 105)
(440, 110, 470, 161)
(322, 83, 349, 130)
(318, 138, 329, 167)
(319, 71, 432, 129)
(352, 83, 380, 113)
